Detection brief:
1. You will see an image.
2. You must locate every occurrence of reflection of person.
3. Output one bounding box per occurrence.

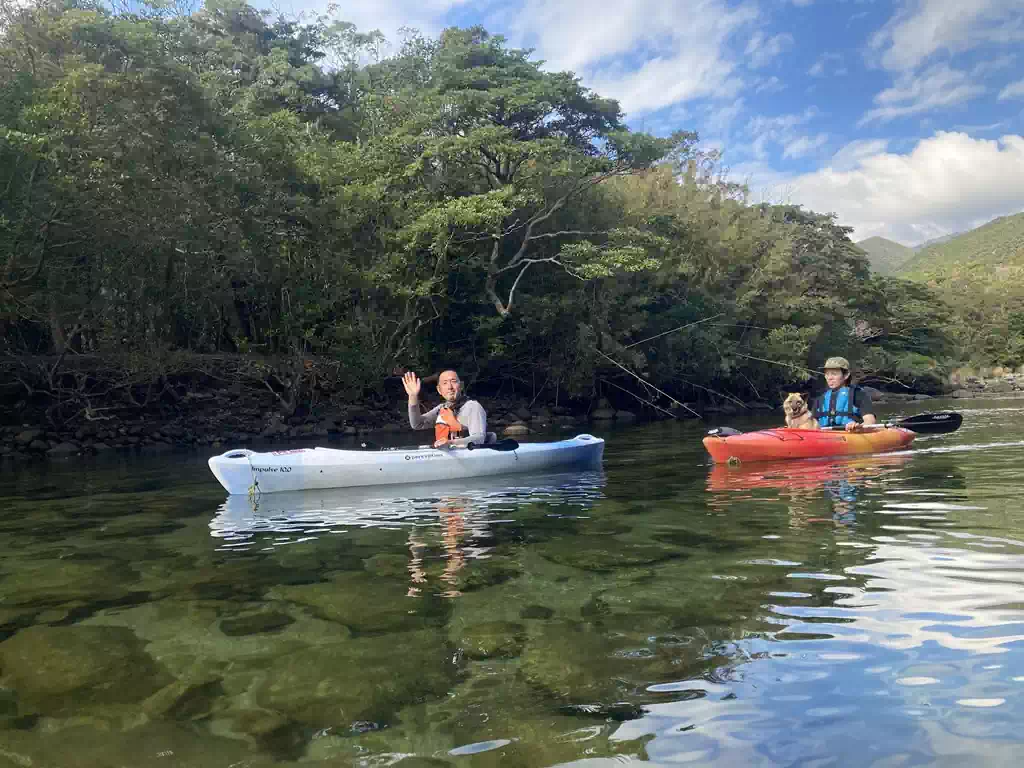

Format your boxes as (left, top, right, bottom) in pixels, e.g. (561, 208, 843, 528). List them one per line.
(403, 370, 487, 448)
(438, 503, 466, 598)
(405, 500, 467, 599)
(814, 356, 877, 432)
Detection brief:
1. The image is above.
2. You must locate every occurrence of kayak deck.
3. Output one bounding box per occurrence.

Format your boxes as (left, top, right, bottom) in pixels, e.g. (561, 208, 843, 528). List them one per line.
(209, 434, 604, 494)
(702, 427, 915, 464)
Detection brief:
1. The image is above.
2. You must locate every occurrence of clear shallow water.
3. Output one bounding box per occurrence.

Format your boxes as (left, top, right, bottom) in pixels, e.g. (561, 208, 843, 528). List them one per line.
(1, 399, 1024, 766)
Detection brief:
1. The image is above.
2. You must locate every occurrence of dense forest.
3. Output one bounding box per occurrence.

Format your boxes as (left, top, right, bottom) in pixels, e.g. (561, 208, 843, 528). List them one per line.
(0, 0, 988, 430)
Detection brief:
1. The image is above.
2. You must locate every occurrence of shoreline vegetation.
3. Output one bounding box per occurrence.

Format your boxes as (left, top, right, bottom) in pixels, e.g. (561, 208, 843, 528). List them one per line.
(3, 2, 1022, 459)
(2, 353, 1021, 460)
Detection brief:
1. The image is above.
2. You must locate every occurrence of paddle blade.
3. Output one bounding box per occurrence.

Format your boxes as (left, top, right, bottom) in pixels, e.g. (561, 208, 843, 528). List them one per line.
(468, 438, 520, 452)
(895, 411, 963, 434)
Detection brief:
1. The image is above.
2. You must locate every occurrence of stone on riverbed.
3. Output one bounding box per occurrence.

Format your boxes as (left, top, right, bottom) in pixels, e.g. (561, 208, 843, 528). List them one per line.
(0, 625, 172, 715)
(268, 572, 426, 633)
(0, 723, 271, 768)
(253, 631, 459, 729)
(219, 610, 295, 637)
(452, 620, 527, 659)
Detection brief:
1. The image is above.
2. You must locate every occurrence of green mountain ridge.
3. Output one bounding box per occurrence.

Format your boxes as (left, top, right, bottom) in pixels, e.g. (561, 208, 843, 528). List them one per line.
(894, 210, 1024, 367)
(913, 232, 958, 251)
(856, 236, 914, 275)
(897, 211, 1024, 280)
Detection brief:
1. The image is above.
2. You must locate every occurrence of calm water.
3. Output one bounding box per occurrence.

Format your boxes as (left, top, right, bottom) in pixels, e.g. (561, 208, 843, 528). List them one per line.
(2, 399, 1024, 767)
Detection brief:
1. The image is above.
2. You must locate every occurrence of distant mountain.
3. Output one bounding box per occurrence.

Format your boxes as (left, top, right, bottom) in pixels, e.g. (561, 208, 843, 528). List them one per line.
(896, 211, 1024, 281)
(912, 232, 958, 252)
(856, 236, 915, 275)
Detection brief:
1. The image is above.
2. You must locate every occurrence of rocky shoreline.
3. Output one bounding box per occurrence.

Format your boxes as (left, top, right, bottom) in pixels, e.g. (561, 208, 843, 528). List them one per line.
(3, 372, 1022, 462)
(0, 393, 647, 462)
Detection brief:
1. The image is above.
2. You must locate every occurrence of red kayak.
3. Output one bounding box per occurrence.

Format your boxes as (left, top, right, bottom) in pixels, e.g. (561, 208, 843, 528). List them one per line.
(703, 426, 916, 464)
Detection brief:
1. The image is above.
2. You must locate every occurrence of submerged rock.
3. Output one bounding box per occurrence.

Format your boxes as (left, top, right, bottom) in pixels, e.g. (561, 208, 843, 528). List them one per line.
(0, 625, 172, 715)
(140, 671, 224, 720)
(268, 572, 425, 633)
(219, 610, 295, 637)
(253, 631, 459, 729)
(0, 559, 137, 609)
(0, 722, 269, 768)
(453, 620, 526, 660)
(538, 536, 679, 572)
(362, 552, 410, 578)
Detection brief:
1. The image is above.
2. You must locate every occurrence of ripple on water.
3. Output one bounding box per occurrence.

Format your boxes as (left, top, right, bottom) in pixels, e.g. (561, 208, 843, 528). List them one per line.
(4, 408, 1024, 765)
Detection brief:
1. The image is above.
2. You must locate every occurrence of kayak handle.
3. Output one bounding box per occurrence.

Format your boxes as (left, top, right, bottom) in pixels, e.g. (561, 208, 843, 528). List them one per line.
(222, 449, 255, 459)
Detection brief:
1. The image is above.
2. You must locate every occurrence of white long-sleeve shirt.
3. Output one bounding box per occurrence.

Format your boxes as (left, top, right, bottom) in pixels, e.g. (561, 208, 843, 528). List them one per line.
(408, 399, 487, 447)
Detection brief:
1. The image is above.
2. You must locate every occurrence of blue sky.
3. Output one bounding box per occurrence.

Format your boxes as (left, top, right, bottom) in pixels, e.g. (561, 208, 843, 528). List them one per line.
(285, 0, 1024, 245)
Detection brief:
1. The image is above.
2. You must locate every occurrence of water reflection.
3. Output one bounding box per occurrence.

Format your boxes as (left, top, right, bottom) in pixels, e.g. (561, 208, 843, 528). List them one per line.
(706, 454, 913, 525)
(211, 470, 606, 543)
(407, 499, 469, 598)
(211, 471, 607, 599)
(5, 404, 1024, 766)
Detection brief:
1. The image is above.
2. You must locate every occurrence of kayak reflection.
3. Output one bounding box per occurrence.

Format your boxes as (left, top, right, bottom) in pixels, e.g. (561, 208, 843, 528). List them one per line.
(706, 454, 914, 525)
(212, 470, 604, 538)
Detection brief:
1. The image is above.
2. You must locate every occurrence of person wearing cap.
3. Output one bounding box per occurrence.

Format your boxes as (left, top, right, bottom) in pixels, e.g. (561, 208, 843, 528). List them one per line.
(813, 356, 877, 432)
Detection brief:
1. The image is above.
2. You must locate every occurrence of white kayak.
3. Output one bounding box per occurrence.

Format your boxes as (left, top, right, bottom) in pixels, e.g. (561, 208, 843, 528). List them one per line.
(207, 434, 605, 495)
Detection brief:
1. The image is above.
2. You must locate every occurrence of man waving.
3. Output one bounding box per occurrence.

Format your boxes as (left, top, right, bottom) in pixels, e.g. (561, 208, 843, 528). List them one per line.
(403, 370, 488, 448)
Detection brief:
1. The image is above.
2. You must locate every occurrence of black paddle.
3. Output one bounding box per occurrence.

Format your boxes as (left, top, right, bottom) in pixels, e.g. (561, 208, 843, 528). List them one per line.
(361, 439, 521, 452)
(823, 411, 964, 434)
(886, 411, 963, 434)
(467, 438, 520, 452)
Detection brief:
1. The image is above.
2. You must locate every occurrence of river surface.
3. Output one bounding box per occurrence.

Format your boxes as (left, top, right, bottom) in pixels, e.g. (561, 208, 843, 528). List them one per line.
(2, 398, 1024, 767)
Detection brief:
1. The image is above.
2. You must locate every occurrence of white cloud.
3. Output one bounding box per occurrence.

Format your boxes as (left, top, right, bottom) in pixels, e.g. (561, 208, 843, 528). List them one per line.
(870, 0, 1024, 72)
(273, 0, 471, 48)
(723, 159, 797, 203)
(783, 133, 829, 159)
(808, 53, 844, 77)
(744, 107, 821, 161)
(745, 31, 794, 69)
(754, 75, 785, 94)
(701, 98, 747, 145)
(952, 121, 1010, 133)
(999, 79, 1024, 101)
(747, 107, 820, 137)
(507, 0, 760, 116)
(859, 64, 985, 125)
(829, 139, 891, 172)
(783, 132, 1024, 245)
(971, 53, 1016, 78)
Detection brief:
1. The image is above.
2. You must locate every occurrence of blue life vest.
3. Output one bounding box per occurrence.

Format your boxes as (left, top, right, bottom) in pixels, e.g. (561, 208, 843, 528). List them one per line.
(815, 386, 862, 427)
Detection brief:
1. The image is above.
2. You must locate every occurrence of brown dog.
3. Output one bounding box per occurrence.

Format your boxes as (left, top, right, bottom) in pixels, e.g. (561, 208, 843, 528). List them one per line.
(782, 392, 819, 430)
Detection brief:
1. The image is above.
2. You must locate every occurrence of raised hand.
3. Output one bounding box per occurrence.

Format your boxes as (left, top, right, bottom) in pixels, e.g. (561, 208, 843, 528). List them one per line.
(402, 371, 422, 402)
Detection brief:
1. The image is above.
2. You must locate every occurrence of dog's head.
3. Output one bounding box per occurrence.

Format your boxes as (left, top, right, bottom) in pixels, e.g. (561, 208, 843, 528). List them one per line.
(783, 392, 809, 417)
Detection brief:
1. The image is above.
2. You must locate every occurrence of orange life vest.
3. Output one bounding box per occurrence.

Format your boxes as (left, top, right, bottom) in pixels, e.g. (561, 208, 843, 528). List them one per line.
(434, 406, 465, 443)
